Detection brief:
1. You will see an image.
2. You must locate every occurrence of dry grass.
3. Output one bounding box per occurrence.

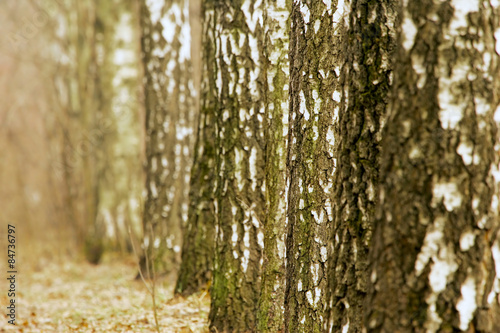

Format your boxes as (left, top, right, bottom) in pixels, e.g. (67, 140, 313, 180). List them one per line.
(0, 255, 209, 333)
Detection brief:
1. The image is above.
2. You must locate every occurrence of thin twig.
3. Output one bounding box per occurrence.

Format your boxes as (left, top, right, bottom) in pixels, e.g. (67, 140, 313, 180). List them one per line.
(128, 227, 161, 333)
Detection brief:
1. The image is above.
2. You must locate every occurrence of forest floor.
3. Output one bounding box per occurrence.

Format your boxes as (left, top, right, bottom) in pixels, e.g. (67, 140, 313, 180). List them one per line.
(0, 255, 210, 333)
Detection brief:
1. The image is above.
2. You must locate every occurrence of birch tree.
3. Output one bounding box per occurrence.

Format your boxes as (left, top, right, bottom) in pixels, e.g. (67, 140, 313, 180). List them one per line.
(93, 0, 143, 256)
(140, 0, 196, 275)
(175, 0, 217, 295)
(325, 0, 396, 332)
(208, 0, 267, 330)
(258, 1, 289, 331)
(366, 1, 500, 331)
(285, 1, 340, 331)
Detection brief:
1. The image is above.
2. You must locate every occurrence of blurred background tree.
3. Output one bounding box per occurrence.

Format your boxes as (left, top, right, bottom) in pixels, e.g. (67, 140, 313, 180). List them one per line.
(0, 0, 143, 265)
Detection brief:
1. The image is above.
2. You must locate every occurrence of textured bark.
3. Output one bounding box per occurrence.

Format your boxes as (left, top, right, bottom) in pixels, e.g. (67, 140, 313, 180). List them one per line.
(325, 0, 396, 332)
(257, 1, 289, 332)
(139, 0, 196, 276)
(175, 0, 216, 296)
(285, 1, 339, 332)
(258, 1, 290, 332)
(208, 0, 268, 331)
(366, 1, 500, 332)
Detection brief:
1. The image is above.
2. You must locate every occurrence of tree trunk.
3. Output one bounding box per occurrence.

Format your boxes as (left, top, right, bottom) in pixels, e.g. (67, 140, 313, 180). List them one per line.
(175, 0, 216, 296)
(258, 1, 289, 332)
(208, 0, 269, 330)
(139, 0, 196, 276)
(366, 1, 500, 332)
(325, 0, 396, 332)
(284, 1, 342, 331)
(93, 0, 143, 255)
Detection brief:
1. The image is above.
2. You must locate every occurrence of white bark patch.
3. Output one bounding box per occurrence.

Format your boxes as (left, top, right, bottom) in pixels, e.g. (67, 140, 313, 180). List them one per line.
(300, 2, 311, 26)
(153, 237, 161, 248)
(415, 217, 444, 276)
(411, 54, 426, 88)
(419, 215, 458, 332)
(298, 280, 303, 292)
(326, 126, 335, 149)
(342, 321, 350, 333)
(249, 147, 258, 191)
(333, 0, 348, 27)
(474, 97, 490, 115)
(495, 28, 500, 55)
(277, 237, 285, 259)
(312, 263, 320, 284)
(314, 20, 321, 33)
(456, 276, 477, 331)
(457, 142, 473, 165)
(332, 90, 341, 102)
(257, 231, 264, 248)
(323, 0, 332, 12)
(306, 290, 314, 306)
(492, 191, 499, 212)
(314, 287, 321, 307)
(432, 181, 462, 211)
(437, 62, 470, 129)
(150, 181, 158, 198)
(242, 0, 263, 33)
(492, 238, 500, 279)
(235, 149, 244, 190)
(425, 301, 442, 333)
(242, 249, 250, 272)
(231, 224, 238, 246)
(312, 89, 321, 115)
(487, 278, 500, 304)
(449, 0, 480, 36)
(145, 0, 164, 24)
(459, 231, 476, 251)
(299, 199, 305, 209)
(320, 246, 328, 262)
(244, 228, 250, 248)
(220, 34, 231, 64)
(409, 146, 421, 160)
(299, 90, 307, 115)
(325, 199, 333, 221)
(402, 15, 417, 51)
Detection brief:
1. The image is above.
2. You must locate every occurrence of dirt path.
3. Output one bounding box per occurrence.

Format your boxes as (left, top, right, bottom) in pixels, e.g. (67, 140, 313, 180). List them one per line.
(0, 257, 209, 332)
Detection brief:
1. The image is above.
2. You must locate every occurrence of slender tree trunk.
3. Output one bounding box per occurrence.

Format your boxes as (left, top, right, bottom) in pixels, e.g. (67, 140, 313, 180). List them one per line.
(258, 1, 289, 332)
(325, 0, 396, 332)
(208, 0, 270, 330)
(175, 0, 216, 296)
(139, 0, 196, 276)
(93, 0, 143, 254)
(284, 1, 341, 331)
(366, 1, 500, 332)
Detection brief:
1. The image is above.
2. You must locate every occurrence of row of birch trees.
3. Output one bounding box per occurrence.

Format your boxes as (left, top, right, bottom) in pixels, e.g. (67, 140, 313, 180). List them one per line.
(139, 0, 500, 332)
(25, 0, 499, 331)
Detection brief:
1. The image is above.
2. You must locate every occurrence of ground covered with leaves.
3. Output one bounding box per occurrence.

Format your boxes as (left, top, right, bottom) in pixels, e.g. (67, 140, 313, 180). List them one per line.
(1, 256, 209, 332)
